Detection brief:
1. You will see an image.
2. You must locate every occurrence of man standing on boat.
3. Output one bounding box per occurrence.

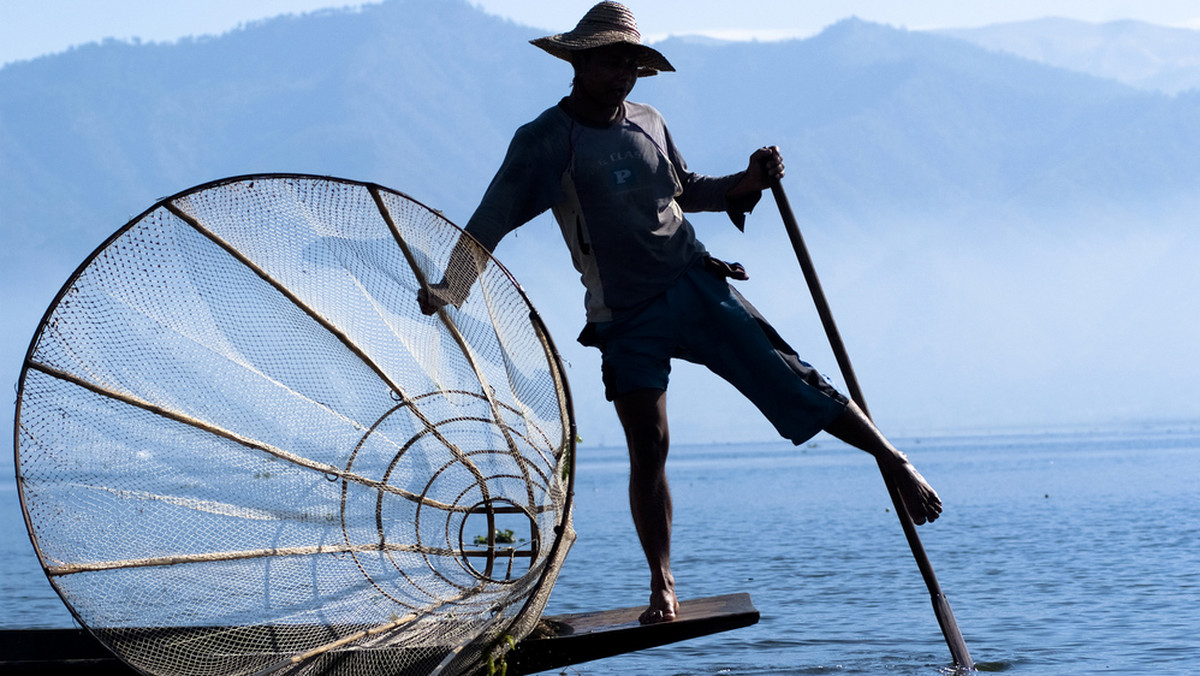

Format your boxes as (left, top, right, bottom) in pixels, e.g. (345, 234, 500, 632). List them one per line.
(420, 1, 943, 625)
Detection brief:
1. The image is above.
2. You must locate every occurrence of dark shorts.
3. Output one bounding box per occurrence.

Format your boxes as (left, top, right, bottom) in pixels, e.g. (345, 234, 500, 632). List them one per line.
(581, 264, 849, 445)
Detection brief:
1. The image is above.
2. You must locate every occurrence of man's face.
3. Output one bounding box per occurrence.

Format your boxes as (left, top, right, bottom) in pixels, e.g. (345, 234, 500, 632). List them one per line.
(574, 44, 640, 107)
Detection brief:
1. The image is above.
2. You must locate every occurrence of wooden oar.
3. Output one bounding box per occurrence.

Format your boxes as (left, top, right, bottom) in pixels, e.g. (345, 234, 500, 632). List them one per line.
(770, 181, 974, 671)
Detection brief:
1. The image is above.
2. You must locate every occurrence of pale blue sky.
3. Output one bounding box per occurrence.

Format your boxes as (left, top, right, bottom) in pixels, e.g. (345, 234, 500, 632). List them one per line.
(3, 0, 1200, 66)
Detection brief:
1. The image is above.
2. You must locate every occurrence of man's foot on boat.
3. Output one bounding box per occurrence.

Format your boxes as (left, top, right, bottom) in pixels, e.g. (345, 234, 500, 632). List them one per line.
(638, 589, 679, 624)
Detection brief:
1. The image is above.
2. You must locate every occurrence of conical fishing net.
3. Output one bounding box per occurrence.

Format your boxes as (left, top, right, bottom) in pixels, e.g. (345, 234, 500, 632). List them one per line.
(14, 174, 577, 675)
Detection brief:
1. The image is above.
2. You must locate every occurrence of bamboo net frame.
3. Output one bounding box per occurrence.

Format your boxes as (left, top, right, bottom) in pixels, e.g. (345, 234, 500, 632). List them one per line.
(14, 174, 577, 676)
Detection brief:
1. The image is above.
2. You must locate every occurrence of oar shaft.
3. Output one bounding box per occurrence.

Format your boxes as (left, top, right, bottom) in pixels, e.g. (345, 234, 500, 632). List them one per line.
(770, 182, 973, 671)
(770, 184, 868, 413)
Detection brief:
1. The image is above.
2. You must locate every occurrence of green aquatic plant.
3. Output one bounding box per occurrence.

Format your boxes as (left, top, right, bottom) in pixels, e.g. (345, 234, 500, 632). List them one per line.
(474, 528, 517, 545)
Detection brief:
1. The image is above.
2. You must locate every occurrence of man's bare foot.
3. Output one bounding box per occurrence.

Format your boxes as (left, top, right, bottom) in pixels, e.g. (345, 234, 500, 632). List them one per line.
(886, 455, 942, 525)
(638, 588, 680, 624)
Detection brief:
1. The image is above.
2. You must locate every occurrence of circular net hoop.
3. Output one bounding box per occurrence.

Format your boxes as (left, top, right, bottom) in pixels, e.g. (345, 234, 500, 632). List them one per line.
(14, 174, 577, 676)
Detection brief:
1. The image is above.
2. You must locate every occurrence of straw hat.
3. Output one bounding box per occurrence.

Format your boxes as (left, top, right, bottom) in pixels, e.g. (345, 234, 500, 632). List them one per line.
(530, 2, 675, 77)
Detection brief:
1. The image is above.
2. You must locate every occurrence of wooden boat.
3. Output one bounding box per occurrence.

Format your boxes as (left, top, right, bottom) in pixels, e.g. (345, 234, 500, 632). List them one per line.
(0, 593, 758, 675)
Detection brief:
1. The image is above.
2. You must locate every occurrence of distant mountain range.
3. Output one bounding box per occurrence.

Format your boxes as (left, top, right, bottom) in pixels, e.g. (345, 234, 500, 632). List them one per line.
(2, 0, 1198, 445)
(938, 17, 1200, 94)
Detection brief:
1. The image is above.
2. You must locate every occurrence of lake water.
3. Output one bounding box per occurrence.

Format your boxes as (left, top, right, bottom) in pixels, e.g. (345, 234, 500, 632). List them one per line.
(3, 422, 1198, 675)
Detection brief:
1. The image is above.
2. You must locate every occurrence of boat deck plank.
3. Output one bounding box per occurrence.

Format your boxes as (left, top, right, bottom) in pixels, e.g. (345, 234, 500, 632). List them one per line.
(507, 592, 759, 674)
(0, 593, 758, 674)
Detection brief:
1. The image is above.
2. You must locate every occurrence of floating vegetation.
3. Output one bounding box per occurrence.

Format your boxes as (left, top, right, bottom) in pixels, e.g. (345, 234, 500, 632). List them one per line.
(475, 529, 519, 545)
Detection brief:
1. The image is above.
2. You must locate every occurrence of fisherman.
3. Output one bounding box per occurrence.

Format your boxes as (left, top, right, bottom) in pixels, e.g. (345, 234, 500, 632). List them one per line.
(419, 1, 942, 625)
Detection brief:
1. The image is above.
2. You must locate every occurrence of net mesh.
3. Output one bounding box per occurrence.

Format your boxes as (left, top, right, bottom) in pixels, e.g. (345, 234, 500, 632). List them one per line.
(14, 175, 576, 675)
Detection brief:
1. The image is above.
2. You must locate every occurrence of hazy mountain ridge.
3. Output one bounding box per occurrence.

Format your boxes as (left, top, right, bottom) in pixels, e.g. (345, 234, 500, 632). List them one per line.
(653, 19, 1200, 237)
(1, 1, 547, 245)
(7, 9, 1200, 259)
(2, 1, 1197, 445)
(937, 17, 1200, 94)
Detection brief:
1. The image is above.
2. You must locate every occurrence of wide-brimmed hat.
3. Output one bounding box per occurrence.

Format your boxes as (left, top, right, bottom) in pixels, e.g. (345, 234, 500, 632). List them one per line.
(530, 2, 674, 77)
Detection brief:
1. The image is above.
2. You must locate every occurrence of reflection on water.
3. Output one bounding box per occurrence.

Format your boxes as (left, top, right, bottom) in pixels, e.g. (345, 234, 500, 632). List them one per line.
(4, 424, 1199, 674)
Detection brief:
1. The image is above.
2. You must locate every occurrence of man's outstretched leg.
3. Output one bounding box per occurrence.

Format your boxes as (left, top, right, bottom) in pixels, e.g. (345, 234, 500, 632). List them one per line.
(614, 388, 680, 624)
(824, 401, 943, 525)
